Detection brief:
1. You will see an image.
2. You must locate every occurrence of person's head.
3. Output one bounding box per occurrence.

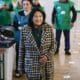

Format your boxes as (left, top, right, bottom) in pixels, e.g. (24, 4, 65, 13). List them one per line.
(17, 0, 23, 8)
(59, 0, 68, 2)
(22, 0, 32, 12)
(32, 0, 40, 6)
(28, 8, 46, 27)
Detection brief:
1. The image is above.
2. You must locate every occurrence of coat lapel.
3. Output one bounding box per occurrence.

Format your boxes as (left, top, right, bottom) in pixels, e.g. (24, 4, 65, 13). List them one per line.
(27, 27, 40, 52)
(40, 25, 47, 51)
(26, 25, 47, 53)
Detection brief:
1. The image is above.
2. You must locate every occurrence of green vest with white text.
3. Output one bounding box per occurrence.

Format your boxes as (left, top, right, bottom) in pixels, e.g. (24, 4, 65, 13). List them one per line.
(54, 1, 74, 30)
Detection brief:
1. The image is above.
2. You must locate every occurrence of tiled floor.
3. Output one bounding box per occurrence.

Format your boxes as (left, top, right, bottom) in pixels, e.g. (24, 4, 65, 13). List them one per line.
(54, 13, 80, 80)
(13, 13, 80, 80)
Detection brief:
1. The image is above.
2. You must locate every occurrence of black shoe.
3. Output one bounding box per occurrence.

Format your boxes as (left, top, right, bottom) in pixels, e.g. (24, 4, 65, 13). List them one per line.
(15, 73, 21, 78)
(65, 51, 71, 55)
(54, 50, 59, 55)
(14, 70, 21, 78)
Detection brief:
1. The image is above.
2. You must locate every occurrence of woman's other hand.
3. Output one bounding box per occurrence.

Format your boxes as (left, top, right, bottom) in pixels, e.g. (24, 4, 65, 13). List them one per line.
(39, 55, 48, 65)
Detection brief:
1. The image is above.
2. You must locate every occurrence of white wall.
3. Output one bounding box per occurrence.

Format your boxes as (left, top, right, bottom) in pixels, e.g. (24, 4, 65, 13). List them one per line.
(40, 0, 54, 25)
(71, 0, 80, 10)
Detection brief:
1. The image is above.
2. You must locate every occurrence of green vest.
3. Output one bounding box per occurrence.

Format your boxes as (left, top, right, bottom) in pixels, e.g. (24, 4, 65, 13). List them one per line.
(54, 1, 74, 30)
(0, 0, 12, 26)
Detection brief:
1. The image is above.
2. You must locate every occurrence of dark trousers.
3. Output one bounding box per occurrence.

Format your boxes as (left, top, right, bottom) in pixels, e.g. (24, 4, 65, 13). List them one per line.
(15, 31, 20, 73)
(15, 43, 25, 73)
(56, 29, 70, 51)
(15, 43, 19, 73)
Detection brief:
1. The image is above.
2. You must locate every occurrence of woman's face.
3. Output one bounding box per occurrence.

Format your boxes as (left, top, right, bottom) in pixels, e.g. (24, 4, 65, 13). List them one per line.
(33, 0, 39, 5)
(33, 11, 44, 26)
(22, 0, 32, 11)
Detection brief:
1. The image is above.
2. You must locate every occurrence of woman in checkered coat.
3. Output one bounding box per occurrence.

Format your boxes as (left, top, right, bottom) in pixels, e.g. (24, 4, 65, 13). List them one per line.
(18, 8, 55, 80)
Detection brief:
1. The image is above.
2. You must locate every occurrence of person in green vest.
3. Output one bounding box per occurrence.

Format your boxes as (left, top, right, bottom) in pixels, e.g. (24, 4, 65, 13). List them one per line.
(52, 0, 77, 55)
(0, 0, 13, 26)
(32, 0, 44, 10)
(13, 0, 23, 12)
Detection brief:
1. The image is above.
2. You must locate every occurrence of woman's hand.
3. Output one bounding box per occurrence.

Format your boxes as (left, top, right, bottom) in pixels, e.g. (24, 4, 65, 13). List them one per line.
(39, 55, 48, 65)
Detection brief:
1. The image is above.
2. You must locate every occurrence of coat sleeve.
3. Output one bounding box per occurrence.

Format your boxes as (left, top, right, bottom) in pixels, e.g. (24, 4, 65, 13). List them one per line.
(45, 27, 56, 60)
(17, 29, 25, 73)
(49, 27, 56, 54)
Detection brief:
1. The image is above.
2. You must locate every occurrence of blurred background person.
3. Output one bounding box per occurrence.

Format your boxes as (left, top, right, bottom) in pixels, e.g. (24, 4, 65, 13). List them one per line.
(12, 0, 23, 12)
(0, 0, 13, 27)
(32, 0, 44, 10)
(13, 0, 32, 77)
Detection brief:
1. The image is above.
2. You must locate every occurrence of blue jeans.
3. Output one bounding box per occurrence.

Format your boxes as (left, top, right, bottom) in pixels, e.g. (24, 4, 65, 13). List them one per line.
(56, 30, 70, 51)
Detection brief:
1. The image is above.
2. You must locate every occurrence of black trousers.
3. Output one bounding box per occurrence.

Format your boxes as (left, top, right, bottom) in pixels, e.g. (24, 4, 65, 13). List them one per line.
(15, 43, 19, 73)
(56, 29, 70, 51)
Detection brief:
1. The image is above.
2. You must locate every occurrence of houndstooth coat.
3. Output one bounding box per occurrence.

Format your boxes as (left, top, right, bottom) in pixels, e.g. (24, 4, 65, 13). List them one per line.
(18, 23, 56, 80)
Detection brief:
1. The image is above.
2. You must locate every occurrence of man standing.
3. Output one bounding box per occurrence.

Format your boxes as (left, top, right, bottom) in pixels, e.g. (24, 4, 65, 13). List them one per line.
(52, 0, 77, 55)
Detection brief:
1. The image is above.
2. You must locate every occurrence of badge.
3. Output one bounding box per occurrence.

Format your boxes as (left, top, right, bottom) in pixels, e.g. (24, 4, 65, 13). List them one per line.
(61, 11, 66, 15)
(57, 6, 61, 10)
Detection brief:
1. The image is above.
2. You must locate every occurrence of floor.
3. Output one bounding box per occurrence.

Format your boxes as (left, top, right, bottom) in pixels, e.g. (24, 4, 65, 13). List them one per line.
(54, 13, 80, 80)
(13, 13, 80, 80)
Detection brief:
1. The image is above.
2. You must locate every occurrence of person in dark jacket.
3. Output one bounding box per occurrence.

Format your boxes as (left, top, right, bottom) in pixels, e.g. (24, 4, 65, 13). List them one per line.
(52, 0, 77, 55)
(13, 0, 32, 77)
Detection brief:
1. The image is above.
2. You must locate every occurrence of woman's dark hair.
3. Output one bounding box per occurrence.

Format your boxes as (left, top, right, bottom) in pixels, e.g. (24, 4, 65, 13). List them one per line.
(59, 0, 68, 2)
(28, 8, 46, 27)
(32, 4, 41, 8)
(22, 0, 33, 5)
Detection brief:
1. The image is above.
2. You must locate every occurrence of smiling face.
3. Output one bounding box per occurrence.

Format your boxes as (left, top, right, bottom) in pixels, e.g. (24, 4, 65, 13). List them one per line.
(32, 11, 44, 27)
(22, 0, 32, 12)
